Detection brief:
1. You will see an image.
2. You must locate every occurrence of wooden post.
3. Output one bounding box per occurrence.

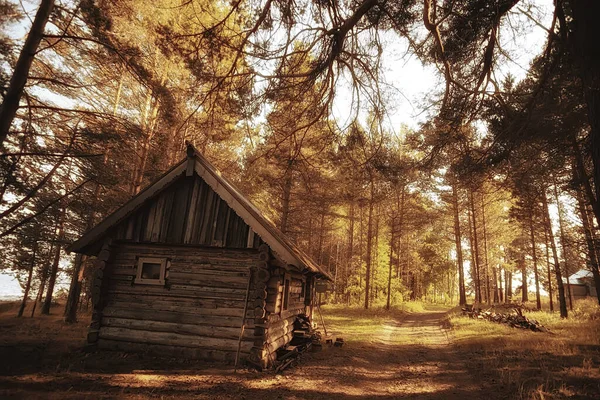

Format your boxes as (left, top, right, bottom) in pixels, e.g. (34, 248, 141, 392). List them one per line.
(234, 268, 253, 372)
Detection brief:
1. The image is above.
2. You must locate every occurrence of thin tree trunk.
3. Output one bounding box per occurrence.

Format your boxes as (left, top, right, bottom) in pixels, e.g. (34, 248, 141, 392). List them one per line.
(280, 160, 293, 233)
(317, 210, 326, 265)
(386, 217, 395, 310)
(371, 204, 380, 304)
(31, 243, 53, 318)
(481, 191, 491, 304)
(554, 183, 573, 311)
(346, 199, 355, 304)
(529, 208, 541, 310)
(0, 0, 54, 146)
(452, 182, 466, 305)
(364, 179, 374, 309)
(469, 188, 482, 303)
(519, 247, 528, 303)
(63, 254, 85, 322)
(498, 266, 504, 303)
(41, 208, 66, 315)
(18, 241, 37, 317)
(542, 190, 568, 318)
(542, 206, 554, 312)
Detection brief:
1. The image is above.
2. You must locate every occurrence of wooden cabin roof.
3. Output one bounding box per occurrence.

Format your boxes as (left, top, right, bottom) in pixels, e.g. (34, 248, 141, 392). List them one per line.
(67, 144, 332, 280)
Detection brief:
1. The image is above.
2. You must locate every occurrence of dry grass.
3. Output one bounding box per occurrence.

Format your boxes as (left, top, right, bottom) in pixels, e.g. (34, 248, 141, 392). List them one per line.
(2, 299, 599, 399)
(449, 299, 600, 399)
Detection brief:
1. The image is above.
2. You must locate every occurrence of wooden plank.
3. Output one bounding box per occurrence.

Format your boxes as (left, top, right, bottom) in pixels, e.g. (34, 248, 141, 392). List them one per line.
(67, 163, 187, 254)
(166, 177, 192, 243)
(183, 177, 201, 244)
(158, 190, 175, 242)
(143, 199, 158, 242)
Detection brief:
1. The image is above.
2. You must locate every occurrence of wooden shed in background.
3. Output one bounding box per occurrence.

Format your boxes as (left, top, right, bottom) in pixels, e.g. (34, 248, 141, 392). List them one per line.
(67, 144, 331, 368)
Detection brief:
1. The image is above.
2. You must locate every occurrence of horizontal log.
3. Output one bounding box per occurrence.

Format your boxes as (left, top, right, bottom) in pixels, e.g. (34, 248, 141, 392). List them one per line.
(102, 306, 255, 328)
(266, 332, 293, 353)
(107, 281, 247, 299)
(264, 326, 293, 343)
(267, 286, 282, 295)
(166, 274, 248, 289)
(101, 317, 253, 341)
(267, 315, 296, 331)
(113, 246, 259, 263)
(105, 299, 253, 318)
(109, 292, 247, 309)
(98, 326, 254, 352)
(97, 338, 249, 363)
(171, 265, 251, 276)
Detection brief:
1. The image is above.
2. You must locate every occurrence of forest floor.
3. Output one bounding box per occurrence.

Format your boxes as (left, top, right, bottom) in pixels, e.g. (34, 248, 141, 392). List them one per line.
(0, 301, 599, 399)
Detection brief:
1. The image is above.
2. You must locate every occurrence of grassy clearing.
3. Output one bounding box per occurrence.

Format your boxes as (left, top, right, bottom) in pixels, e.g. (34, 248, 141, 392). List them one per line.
(449, 298, 600, 399)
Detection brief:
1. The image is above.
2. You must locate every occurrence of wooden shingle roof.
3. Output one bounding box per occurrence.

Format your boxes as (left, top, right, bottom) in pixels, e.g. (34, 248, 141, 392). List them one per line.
(67, 144, 332, 280)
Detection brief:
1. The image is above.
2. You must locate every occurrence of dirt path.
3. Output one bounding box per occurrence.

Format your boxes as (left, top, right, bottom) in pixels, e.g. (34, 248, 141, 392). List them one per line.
(239, 306, 506, 399)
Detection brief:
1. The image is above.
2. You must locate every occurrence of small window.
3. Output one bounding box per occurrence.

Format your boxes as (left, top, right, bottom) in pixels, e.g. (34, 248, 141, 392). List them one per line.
(135, 257, 167, 285)
(283, 278, 290, 311)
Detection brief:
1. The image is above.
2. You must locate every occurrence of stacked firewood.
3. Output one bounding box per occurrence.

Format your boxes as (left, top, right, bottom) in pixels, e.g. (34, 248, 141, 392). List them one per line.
(462, 304, 551, 333)
(271, 314, 322, 372)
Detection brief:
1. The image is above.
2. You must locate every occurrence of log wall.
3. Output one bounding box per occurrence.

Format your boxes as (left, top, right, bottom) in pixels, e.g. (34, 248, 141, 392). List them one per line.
(249, 259, 312, 368)
(95, 242, 259, 363)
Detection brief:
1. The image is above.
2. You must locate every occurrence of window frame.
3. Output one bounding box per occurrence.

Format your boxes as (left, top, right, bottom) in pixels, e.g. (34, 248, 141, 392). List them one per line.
(135, 257, 167, 286)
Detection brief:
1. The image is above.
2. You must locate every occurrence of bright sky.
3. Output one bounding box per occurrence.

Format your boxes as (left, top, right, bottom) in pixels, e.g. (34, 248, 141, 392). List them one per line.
(330, 0, 554, 134)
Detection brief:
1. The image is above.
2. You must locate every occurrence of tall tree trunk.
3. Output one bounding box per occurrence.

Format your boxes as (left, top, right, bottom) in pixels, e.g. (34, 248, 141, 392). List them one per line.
(469, 188, 482, 303)
(542, 190, 568, 318)
(317, 210, 326, 265)
(543, 206, 554, 312)
(396, 186, 406, 279)
(498, 266, 504, 303)
(554, 183, 573, 311)
(452, 182, 466, 305)
(569, 1, 600, 230)
(64, 138, 111, 321)
(571, 135, 599, 226)
(31, 245, 52, 318)
(519, 247, 528, 303)
(41, 208, 66, 315)
(346, 199, 355, 303)
(0, 0, 54, 146)
(63, 254, 85, 322)
(364, 179, 374, 309)
(574, 167, 600, 305)
(506, 268, 512, 303)
(371, 204, 380, 304)
(492, 266, 499, 303)
(529, 208, 541, 310)
(481, 191, 491, 304)
(280, 160, 293, 234)
(386, 217, 395, 310)
(18, 241, 37, 317)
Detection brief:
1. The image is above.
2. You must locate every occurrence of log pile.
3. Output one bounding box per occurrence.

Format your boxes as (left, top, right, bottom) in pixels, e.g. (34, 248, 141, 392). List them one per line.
(271, 314, 322, 372)
(462, 304, 551, 333)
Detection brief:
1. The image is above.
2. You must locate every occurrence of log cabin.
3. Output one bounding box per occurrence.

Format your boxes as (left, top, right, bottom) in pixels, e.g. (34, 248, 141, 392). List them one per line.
(67, 144, 332, 369)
